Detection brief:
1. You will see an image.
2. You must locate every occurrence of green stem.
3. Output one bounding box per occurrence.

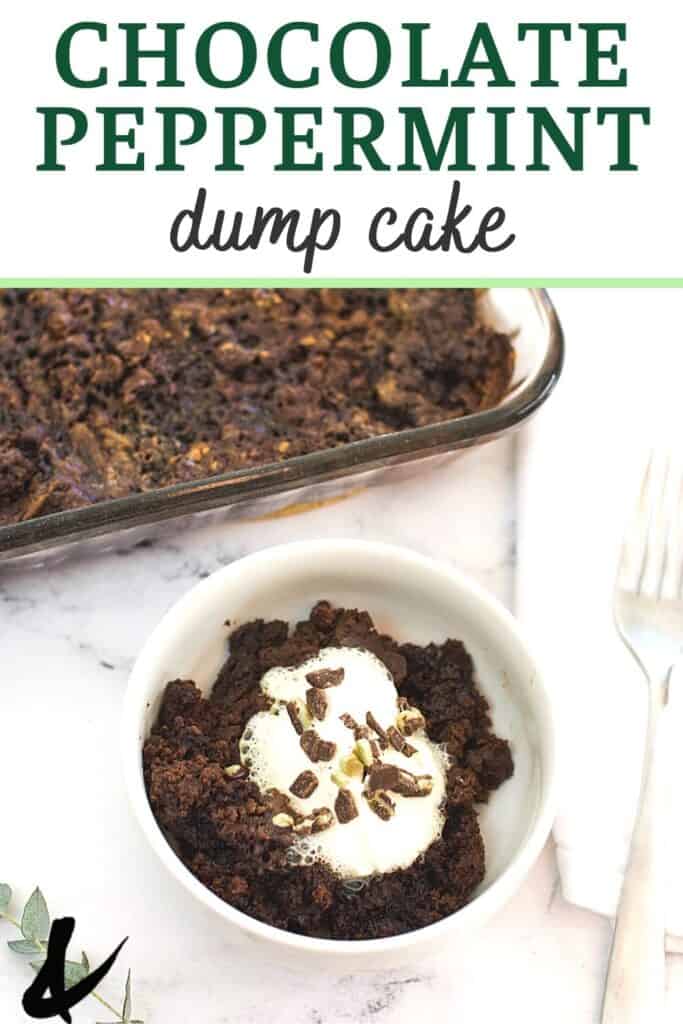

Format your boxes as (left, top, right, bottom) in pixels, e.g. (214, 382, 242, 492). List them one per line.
(88, 989, 125, 1019)
(1, 909, 125, 1021)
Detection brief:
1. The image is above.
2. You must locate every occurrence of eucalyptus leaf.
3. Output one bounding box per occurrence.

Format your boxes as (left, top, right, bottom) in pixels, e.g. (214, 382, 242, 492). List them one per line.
(4, 880, 144, 1022)
(122, 968, 132, 1020)
(29, 959, 89, 988)
(8, 939, 40, 954)
(0, 884, 11, 912)
(64, 960, 89, 988)
(21, 888, 49, 942)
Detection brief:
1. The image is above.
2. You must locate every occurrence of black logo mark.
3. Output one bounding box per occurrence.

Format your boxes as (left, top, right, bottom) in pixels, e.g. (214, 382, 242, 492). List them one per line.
(23, 917, 126, 1023)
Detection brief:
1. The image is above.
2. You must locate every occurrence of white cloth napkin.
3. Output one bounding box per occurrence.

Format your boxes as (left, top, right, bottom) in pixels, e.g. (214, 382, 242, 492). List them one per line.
(516, 289, 683, 946)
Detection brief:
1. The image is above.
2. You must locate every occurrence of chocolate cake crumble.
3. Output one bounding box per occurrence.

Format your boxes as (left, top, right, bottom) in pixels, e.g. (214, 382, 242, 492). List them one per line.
(0, 288, 514, 526)
(143, 601, 514, 940)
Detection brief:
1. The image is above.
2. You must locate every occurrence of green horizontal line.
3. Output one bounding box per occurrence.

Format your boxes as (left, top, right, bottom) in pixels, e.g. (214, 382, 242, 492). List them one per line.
(0, 278, 682, 288)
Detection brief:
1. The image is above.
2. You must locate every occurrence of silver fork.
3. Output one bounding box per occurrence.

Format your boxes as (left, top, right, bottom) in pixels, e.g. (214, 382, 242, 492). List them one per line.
(601, 452, 683, 1024)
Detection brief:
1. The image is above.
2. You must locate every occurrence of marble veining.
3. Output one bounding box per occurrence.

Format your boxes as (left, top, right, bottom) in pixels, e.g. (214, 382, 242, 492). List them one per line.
(2, 438, 674, 1023)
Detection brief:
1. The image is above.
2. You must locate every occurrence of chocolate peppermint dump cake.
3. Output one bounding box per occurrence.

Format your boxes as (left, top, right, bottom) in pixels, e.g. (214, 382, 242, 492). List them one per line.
(0, 288, 513, 527)
(143, 602, 513, 940)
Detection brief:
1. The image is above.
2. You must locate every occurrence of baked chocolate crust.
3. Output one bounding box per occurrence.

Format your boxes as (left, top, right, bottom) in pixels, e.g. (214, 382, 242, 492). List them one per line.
(0, 288, 513, 526)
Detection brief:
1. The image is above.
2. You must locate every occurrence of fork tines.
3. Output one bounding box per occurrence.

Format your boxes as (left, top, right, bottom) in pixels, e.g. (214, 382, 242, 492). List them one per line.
(618, 451, 683, 600)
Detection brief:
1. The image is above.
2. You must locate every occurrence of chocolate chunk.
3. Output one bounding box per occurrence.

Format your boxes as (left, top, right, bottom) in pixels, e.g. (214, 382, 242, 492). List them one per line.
(365, 789, 395, 821)
(366, 763, 402, 793)
(306, 687, 328, 721)
(366, 711, 389, 748)
(300, 730, 336, 763)
(290, 770, 319, 799)
(340, 712, 357, 730)
(266, 787, 299, 817)
(311, 807, 334, 833)
(335, 789, 359, 824)
(410, 776, 434, 797)
(340, 714, 376, 750)
(340, 712, 362, 736)
(396, 706, 426, 737)
(306, 667, 345, 688)
(366, 763, 433, 798)
(387, 725, 417, 757)
(286, 701, 305, 735)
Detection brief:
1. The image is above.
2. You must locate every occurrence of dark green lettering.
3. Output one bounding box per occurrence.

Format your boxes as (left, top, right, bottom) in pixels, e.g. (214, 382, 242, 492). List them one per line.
(527, 107, 589, 170)
(156, 108, 207, 171)
(268, 23, 318, 87)
(597, 107, 650, 170)
(275, 108, 322, 170)
(452, 23, 515, 87)
(118, 23, 184, 87)
(334, 108, 390, 170)
(330, 23, 391, 88)
(56, 23, 107, 88)
(196, 23, 257, 88)
(579, 23, 627, 86)
(96, 107, 144, 170)
(215, 108, 266, 170)
(398, 108, 474, 171)
(36, 108, 88, 170)
(401, 23, 447, 86)
(518, 23, 571, 86)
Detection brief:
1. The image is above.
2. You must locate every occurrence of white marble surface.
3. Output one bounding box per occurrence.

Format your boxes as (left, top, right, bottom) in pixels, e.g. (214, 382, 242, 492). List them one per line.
(1, 438, 680, 1023)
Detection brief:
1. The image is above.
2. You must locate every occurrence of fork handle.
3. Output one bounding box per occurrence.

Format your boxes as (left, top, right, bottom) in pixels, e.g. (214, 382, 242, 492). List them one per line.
(600, 682, 667, 1024)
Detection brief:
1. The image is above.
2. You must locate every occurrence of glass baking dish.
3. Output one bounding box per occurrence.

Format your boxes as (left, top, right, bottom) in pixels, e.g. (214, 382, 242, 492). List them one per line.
(0, 288, 563, 570)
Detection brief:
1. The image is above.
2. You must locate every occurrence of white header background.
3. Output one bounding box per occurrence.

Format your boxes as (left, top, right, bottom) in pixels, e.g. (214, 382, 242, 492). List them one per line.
(1, 1, 681, 278)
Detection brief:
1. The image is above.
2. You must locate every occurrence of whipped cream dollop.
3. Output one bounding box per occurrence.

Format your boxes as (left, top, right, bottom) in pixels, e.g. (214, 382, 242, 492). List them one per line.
(240, 646, 449, 878)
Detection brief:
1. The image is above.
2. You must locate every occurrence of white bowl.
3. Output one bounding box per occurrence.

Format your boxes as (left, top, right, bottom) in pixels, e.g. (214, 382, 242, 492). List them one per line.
(123, 540, 557, 969)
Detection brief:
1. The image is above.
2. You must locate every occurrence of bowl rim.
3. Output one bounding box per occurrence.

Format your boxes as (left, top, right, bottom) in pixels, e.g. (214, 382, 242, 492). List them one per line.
(123, 538, 558, 956)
